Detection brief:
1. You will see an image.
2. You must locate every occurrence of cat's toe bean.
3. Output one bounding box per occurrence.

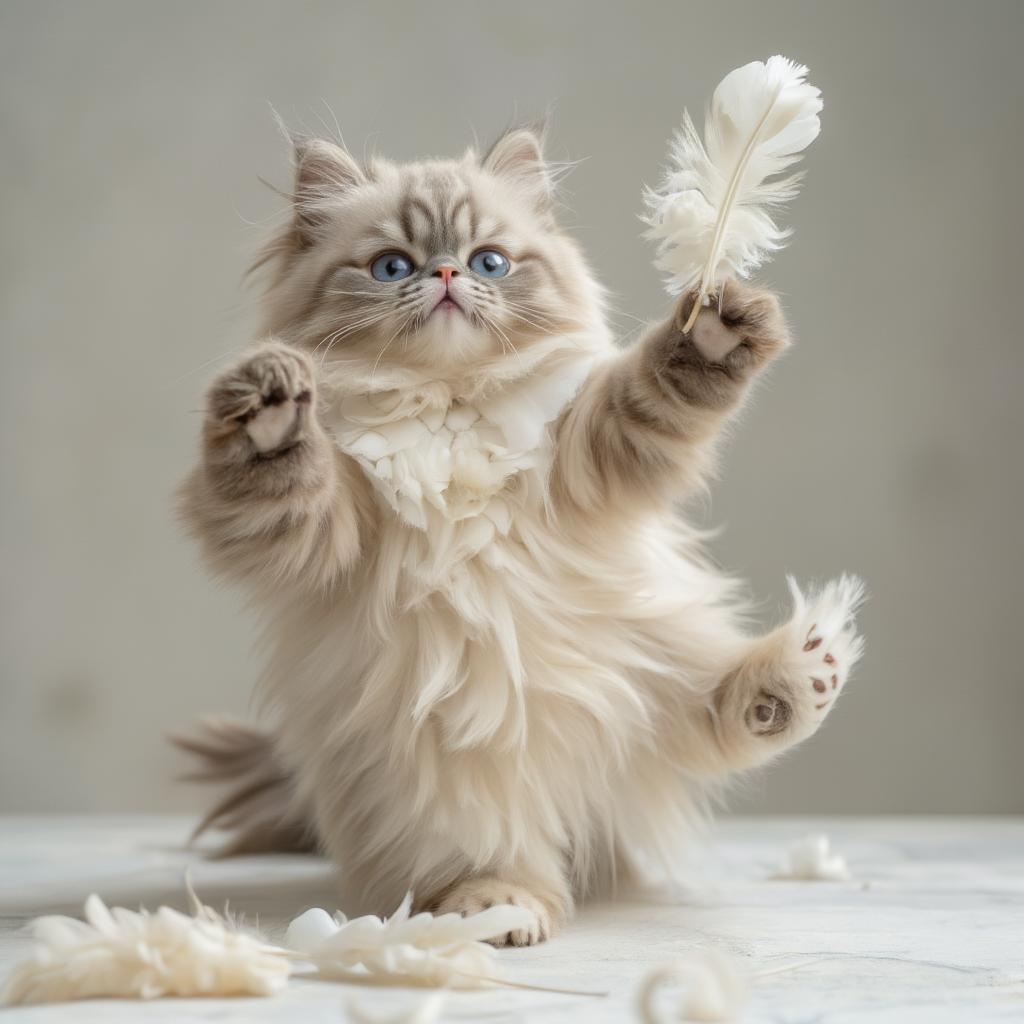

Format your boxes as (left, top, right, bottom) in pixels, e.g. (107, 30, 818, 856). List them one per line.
(246, 399, 301, 453)
(746, 692, 792, 736)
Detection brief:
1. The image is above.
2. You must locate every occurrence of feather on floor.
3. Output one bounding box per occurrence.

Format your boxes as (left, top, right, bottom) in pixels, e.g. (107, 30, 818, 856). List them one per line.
(285, 894, 535, 988)
(636, 950, 747, 1023)
(2, 890, 289, 1006)
(772, 834, 852, 881)
(2, 888, 554, 1006)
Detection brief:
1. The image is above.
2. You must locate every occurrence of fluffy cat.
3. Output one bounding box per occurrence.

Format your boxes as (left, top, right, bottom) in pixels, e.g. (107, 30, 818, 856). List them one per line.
(177, 126, 864, 946)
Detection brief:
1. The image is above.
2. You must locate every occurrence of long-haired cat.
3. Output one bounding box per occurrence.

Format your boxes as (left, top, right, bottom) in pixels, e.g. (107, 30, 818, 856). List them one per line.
(176, 126, 863, 945)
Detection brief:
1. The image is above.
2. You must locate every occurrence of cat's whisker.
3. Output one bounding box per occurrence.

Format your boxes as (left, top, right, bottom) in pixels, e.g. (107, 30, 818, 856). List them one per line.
(324, 288, 394, 300)
(314, 309, 398, 362)
(313, 315, 383, 351)
(369, 306, 417, 383)
(500, 300, 561, 331)
(488, 305, 553, 339)
(477, 308, 521, 363)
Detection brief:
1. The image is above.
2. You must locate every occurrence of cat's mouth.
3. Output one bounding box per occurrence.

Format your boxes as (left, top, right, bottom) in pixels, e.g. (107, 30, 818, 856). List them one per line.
(431, 294, 464, 316)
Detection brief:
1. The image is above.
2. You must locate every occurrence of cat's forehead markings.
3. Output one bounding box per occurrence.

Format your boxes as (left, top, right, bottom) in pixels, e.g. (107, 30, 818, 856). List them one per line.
(448, 194, 478, 240)
(397, 193, 436, 246)
(395, 181, 485, 255)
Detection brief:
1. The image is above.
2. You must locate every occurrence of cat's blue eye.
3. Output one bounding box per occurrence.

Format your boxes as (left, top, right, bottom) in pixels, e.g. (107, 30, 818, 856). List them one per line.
(370, 252, 415, 282)
(469, 249, 511, 279)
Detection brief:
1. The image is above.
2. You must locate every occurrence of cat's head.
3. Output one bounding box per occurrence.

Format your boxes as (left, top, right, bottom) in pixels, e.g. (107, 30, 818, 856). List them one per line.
(256, 127, 604, 383)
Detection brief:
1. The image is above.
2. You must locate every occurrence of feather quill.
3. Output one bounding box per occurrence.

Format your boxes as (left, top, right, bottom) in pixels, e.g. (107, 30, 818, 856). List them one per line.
(643, 56, 823, 329)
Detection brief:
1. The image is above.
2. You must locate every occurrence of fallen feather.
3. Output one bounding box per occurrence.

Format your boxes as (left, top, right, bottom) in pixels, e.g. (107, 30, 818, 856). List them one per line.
(3, 884, 605, 1008)
(2, 889, 289, 1006)
(286, 893, 535, 989)
(345, 989, 447, 1024)
(636, 949, 748, 1023)
(771, 834, 851, 881)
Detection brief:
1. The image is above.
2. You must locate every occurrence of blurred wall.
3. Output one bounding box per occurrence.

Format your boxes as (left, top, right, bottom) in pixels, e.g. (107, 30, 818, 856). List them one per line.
(2, 0, 1022, 814)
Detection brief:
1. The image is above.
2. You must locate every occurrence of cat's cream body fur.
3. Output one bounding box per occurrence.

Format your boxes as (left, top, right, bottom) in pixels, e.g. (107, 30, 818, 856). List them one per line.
(179, 129, 863, 945)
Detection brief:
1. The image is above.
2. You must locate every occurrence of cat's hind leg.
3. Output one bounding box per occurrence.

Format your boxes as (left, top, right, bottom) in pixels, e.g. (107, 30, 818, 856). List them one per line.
(710, 575, 865, 771)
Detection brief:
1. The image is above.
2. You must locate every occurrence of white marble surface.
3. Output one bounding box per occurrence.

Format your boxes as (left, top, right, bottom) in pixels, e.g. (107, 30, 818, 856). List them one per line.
(1, 816, 1022, 1022)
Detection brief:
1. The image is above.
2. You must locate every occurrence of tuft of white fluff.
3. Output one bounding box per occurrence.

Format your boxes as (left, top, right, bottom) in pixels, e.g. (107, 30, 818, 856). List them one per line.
(772, 834, 851, 881)
(643, 56, 823, 319)
(636, 949, 748, 1023)
(2, 891, 289, 1006)
(345, 990, 448, 1024)
(286, 893, 535, 988)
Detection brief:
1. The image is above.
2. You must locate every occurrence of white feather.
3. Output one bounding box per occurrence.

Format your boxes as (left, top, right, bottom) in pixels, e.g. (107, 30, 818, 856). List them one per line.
(345, 990, 448, 1024)
(643, 55, 823, 319)
(2, 892, 289, 1006)
(636, 949, 748, 1023)
(285, 893, 535, 988)
(771, 834, 851, 881)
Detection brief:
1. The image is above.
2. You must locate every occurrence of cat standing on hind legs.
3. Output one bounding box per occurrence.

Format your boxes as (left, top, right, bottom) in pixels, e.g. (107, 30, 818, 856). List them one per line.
(178, 126, 864, 945)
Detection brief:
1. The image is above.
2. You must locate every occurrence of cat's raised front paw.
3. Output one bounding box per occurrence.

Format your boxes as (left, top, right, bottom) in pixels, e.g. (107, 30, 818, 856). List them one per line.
(677, 280, 790, 369)
(208, 343, 315, 455)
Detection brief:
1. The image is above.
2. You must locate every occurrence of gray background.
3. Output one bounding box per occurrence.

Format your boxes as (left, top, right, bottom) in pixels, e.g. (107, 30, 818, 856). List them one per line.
(2, 0, 1021, 815)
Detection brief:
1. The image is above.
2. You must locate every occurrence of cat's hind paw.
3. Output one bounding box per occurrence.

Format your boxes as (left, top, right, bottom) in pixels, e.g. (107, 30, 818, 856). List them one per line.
(747, 575, 865, 739)
(787, 573, 866, 720)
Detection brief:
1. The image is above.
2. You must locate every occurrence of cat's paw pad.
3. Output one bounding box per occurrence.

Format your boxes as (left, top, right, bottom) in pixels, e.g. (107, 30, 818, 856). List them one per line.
(746, 692, 792, 736)
(788, 575, 866, 721)
(435, 879, 551, 947)
(680, 280, 790, 367)
(208, 344, 314, 454)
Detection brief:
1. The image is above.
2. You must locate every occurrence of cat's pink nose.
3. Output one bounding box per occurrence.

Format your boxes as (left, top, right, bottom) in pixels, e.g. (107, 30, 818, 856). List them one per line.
(433, 265, 458, 284)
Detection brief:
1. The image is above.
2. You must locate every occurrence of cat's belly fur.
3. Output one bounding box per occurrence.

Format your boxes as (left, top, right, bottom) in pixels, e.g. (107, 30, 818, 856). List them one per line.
(263, 483, 734, 913)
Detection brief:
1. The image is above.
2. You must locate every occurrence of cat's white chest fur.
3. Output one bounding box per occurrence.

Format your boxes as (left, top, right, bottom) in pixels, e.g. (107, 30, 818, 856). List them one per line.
(331, 354, 594, 568)
(335, 386, 525, 541)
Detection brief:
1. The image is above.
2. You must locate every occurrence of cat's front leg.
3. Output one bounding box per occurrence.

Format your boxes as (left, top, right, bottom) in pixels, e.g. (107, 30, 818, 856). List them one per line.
(179, 342, 365, 593)
(709, 576, 865, 772)
(429, 876, 565, 947)
(553, 280, 791, 513)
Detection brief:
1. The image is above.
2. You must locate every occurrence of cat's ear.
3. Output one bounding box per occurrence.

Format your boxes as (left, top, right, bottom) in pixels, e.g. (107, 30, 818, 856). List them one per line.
(482, 127, 553, 212)
(292, 138, 364, 237)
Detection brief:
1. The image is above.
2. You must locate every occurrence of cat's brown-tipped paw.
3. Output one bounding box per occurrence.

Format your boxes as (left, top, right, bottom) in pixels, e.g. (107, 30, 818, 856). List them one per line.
(657, 280, 790, 412)
(207, 343, 316, 455)
(676, 280, 790, 369)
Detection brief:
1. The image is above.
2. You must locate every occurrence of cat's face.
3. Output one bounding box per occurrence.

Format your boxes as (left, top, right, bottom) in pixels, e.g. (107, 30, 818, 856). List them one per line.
(259, 130, 602, 379)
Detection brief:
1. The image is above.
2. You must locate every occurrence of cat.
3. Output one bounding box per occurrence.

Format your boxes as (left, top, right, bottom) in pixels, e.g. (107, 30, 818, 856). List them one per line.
(176, 126, 864, 946)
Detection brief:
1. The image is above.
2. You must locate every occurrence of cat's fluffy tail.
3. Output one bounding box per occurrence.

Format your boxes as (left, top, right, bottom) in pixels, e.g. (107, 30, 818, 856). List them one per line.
(170, 716, 317, 856)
